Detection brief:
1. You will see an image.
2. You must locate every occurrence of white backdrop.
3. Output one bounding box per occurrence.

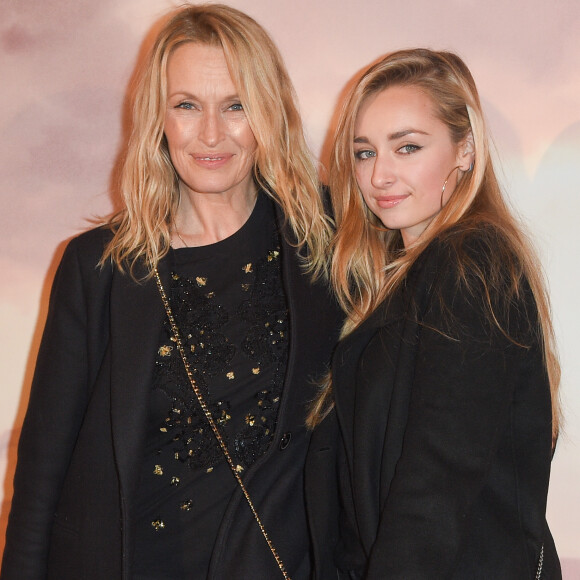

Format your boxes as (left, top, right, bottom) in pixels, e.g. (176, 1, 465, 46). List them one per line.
(1, 0, 579, 575)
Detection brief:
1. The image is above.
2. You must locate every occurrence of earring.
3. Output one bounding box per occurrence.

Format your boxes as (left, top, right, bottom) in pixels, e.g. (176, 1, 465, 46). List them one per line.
(468, 160, 474, 171)
(441, 165, 461, 196)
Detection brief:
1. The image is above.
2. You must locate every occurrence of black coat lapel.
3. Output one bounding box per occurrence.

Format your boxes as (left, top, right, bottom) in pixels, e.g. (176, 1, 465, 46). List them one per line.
(109, 257, 171, 505)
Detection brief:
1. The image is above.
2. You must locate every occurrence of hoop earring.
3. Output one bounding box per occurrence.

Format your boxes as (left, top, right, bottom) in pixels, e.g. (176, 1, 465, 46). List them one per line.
(440, 165, 461, 209)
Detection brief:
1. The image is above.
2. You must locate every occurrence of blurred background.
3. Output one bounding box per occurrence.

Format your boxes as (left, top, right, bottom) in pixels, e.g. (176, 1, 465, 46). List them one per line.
(1, 0, 579, 575)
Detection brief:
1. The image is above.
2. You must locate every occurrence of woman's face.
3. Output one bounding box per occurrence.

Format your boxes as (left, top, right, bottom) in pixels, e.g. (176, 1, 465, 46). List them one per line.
(164, 43, 257, 202)
(353, 84, 470, 247)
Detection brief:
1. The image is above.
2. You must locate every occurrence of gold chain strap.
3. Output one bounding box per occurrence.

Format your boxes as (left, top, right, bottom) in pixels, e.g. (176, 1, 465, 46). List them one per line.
(154, 270, 291, 580)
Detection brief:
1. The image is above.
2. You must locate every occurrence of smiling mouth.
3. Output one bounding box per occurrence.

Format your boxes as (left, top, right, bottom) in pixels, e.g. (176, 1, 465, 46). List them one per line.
(192, 154, 232, 168)
(376, 195, 408, 208)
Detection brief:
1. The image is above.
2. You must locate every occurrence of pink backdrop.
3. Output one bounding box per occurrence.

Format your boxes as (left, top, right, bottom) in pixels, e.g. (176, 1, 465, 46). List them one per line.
(1, 0, 579, 575)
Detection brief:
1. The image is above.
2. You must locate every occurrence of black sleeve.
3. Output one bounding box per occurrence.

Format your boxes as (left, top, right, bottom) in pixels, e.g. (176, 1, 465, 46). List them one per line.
(2, 236, 104, 580)
(366, 242, 540, 579)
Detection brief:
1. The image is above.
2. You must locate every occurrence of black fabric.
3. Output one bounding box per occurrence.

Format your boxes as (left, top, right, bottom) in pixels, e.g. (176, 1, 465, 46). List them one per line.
(133, 194, 288, 578)
(2, 195, 343, 580)
(306, 228, 561, 580)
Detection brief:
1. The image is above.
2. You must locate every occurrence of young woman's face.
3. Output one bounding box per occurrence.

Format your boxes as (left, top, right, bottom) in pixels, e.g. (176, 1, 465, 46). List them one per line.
(353, 85, 470, 247)
(164, 43, 257, 202)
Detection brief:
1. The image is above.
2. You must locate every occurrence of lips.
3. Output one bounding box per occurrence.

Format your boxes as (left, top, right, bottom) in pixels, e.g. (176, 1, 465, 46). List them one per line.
(375, 195, 408, 209)
(192, 153, 233, 169)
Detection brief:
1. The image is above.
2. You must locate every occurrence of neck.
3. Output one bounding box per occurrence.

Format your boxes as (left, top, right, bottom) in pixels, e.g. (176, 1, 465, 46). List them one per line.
(172, 186, 258, 248)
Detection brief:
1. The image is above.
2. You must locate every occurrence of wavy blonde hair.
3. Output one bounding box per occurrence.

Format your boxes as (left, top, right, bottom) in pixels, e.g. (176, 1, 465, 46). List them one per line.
(101, 3, 330, 279)
(309, 49, 560, 440)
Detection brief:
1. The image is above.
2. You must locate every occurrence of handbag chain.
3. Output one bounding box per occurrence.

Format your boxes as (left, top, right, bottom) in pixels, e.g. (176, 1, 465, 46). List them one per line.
(154, 270, 290, 580)
(535, 543, 544, 580)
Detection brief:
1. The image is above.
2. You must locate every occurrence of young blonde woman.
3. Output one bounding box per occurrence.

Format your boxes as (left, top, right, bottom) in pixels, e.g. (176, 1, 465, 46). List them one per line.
(2, 5, 341, 579)
(306, 49, 561, 579)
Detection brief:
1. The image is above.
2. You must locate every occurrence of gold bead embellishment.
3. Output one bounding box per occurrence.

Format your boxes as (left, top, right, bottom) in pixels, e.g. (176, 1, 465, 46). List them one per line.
(195, 276, 207, 287)
(267, 250, 279, 261)
(246, 414, 256, 426)
(252, 367, 261, 375)
(170, 476, 180, 486)
(241, 283, 251, 291)
(158, 345, 173, 357)
(226, 371, 235, 380)
(180, 499, 193, 511)
(242, 263, 253, 273)
(153, 465, 163, 476)
(218, 409, 231, 425)
(206, 467, 214, 473)
(151, 519, 165, 531)
(235, 464, 244, 473)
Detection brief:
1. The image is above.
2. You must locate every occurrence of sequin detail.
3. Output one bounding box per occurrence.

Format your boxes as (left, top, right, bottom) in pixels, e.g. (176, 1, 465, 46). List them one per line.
(180, 499, 193, 511)
(152, 237, 287, 478)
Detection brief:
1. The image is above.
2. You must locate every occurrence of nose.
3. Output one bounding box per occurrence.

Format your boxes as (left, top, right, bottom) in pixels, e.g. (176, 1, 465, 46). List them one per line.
(370, 154, 395, 189)
(199, 109, 224, 147)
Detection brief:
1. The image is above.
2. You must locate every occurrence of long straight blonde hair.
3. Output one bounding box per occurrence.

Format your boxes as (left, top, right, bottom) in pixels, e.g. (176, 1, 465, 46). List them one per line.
(101, 3, 331, 279)
(309, 49, 560, 440)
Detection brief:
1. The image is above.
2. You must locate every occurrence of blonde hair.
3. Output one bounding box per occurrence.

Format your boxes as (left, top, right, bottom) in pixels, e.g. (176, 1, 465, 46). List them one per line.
(101, 3, 330, 278)
(309, 49, 560, 440)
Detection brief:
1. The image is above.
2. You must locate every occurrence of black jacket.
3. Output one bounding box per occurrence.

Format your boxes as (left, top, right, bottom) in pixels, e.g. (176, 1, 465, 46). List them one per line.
(2, 210, 342, 580)
(306, 230, 561, 579)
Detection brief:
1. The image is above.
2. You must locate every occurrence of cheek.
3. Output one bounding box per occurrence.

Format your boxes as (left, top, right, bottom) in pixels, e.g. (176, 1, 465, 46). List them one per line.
(412, 157, 451, 198)
(163, 119, 185, 153)
(354, 163, 371, 193)
(231, 122, 257, 154)
(358, 181, 374, 210)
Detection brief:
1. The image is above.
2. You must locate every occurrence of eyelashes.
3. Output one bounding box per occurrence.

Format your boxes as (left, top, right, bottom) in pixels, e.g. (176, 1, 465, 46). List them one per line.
(354, 143, 423, 161)
(173, 101, 245, 112)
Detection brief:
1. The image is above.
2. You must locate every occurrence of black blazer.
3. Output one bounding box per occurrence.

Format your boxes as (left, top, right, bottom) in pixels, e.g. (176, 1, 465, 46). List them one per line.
(306, 229, 561, 579)
(2, 210, 342, 580)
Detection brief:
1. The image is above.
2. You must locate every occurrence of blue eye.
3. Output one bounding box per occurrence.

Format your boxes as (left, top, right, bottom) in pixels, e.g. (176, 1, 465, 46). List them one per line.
(228, 102, 244, 111)
(398, 144, 421, 154)
(176, 102, 195, 110)
(355, 150, 376, 160)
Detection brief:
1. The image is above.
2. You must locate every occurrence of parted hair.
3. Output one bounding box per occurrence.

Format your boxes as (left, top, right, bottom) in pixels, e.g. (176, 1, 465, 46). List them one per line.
(101, 3, 330, 279)
(308, 49, 560, 440)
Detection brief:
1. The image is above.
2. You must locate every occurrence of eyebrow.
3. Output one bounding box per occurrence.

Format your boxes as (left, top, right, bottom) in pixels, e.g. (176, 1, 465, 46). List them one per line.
(167, 91, 241, 101)
(354, 129, 429, 144)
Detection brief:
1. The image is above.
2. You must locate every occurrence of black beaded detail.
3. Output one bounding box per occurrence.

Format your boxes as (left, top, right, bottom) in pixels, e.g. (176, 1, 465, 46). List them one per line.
(153, 240, 288, 474)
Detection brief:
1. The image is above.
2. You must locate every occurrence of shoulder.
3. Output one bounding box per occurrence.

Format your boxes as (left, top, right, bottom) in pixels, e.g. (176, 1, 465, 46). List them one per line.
(66, 225, 114, 260)
(59, 225, 114, 274)
(415, 225, 537, 343)
(421, 224, 511, 270)
(52, 225, 115, 297)
(412, 224, 522, 297)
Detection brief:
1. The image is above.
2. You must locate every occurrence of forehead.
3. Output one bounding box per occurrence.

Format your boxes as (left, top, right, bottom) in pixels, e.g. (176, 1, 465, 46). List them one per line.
(166, 42, 236, 92)
(355, 85, 439, 132)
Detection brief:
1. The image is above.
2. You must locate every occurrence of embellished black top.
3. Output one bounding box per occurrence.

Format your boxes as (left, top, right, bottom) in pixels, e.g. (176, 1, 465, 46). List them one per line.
(132, 193, 288, 579)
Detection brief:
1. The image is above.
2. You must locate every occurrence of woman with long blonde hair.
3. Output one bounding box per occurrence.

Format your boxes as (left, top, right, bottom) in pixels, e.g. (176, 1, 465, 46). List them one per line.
(2, 5, 341, 579)
(306, 49, 561, 579)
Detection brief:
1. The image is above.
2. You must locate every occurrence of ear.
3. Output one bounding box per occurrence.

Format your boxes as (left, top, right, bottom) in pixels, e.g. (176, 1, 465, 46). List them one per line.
(457, 131, 475, 171)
